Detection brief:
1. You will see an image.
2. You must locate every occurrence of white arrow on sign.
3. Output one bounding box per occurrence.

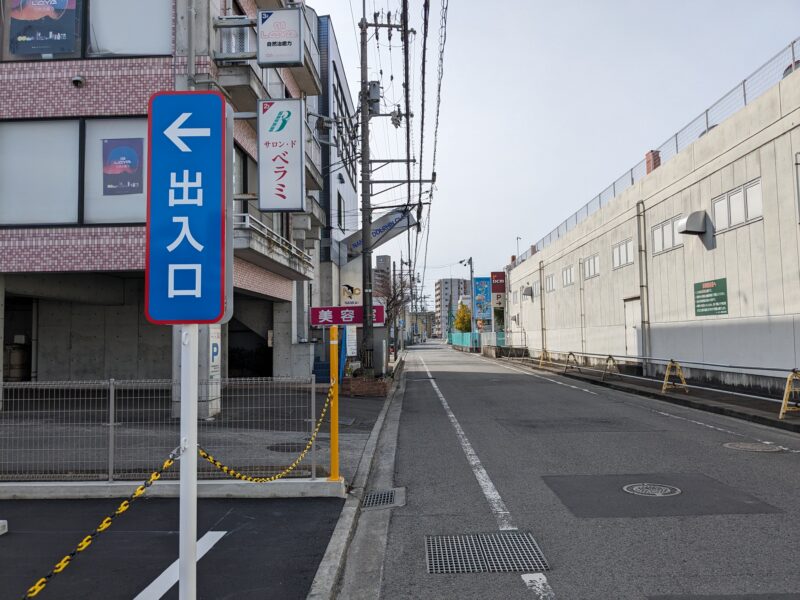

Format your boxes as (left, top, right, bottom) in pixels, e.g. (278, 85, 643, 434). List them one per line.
(164, 112, 210, 153)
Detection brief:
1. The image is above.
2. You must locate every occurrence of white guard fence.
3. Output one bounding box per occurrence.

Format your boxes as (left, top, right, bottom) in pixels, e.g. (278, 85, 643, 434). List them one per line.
(0, 377, 326, 482)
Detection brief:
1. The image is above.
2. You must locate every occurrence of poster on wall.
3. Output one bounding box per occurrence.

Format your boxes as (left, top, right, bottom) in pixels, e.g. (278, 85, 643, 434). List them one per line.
(102, 138, 143, 196)
(473, 277, 492, 323)
(7, 0, 80, 56)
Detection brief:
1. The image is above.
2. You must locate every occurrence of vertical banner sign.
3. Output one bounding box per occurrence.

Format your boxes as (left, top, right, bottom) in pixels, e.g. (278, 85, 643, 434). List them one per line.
(491, 271, 506, 308)
(146, 91, 227, 324)
(694, 278, 728, 316)
(257, 9, 304, 67)
(258, 98, 305, 211)
(473, 277, 492, 323)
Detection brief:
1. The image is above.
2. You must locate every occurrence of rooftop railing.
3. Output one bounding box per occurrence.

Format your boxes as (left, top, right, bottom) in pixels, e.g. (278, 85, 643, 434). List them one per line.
(514, 38, 800, 268)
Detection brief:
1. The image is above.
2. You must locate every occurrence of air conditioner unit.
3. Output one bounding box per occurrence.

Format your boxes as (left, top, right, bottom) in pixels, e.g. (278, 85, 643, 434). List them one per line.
(219, 16, 251, 56)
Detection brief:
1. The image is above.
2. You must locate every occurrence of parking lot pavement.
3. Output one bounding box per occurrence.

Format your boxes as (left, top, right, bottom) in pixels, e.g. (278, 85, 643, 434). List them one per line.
(1, 497, 343, 600)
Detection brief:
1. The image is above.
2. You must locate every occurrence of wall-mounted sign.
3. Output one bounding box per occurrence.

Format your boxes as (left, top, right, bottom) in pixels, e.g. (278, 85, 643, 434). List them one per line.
(491, 293, 505, 309)
(258, 98, 305, 212)
(694, 278, 728, 316)
(491, 271, 506, 293)
(257, 9, 303, 67)
(310, 305, 386, 327)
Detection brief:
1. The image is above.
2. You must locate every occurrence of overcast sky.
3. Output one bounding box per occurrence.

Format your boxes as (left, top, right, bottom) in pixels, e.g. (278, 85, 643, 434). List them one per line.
(308, 0, 800, 307)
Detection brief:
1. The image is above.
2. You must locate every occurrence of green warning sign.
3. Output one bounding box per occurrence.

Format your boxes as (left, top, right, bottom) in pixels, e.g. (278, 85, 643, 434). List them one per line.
(694, 278, 728, 316)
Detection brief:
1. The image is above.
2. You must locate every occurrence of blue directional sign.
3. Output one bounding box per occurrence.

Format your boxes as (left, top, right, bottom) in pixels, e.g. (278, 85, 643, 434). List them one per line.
(146, 91, 227, 324)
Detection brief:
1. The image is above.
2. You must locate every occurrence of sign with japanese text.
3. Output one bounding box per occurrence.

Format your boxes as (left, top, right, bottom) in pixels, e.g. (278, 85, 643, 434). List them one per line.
(146, 91, 228, 324)
(491, 271, 506, 293)
(310, 305, 386, 327)
(694, 278, 728, 316)
(258, 98, 305, 211)
(342, 208, 417, 258)
(257, 9, 303, 67)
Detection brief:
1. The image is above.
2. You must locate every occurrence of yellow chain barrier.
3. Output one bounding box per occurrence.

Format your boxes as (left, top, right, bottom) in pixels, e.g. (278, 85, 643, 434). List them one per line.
(199, 383, 333, 483)
(22, 445, 183, 599)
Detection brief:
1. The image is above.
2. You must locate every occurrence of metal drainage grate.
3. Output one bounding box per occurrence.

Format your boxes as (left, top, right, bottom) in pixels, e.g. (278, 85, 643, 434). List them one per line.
(425, 531, 549, 574)
(362, 489, 396, 509)
(723, 442, 783, 452)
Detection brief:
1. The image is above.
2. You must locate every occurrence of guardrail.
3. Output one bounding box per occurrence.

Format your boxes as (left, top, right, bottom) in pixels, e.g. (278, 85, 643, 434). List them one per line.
(514, 37, 800, 267)
(499, 347, 800, 417)
(0, 377, 328, 482)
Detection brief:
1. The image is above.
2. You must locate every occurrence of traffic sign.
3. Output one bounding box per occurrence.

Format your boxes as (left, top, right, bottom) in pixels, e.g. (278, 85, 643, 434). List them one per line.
(146, 91, 228, 324)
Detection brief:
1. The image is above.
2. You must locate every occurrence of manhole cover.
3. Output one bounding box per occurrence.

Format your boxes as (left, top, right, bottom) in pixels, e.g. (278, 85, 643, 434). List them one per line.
(425, 531, 549, 574)
(622, 483, 681, 497)
(723, 442, 783, 452)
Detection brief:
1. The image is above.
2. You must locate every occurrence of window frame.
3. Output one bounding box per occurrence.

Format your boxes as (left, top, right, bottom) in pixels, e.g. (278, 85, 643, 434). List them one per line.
(583, 253, 600, 280)
(545, 273, 555, 293)
(562, 264, 574, 287)
(712, 179, 763, 234)
(0, 115, 152, 228)
(612, 238, 634, 269)
(1, 0, 175, 63)
(651, 216, 684, 256)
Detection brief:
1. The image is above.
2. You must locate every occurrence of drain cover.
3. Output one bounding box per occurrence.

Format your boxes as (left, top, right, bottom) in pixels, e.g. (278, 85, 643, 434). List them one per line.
(622, 483, 681, 497)
(425, 531, 549, 574)
(362, 489, 395, 509)
(723, 442, 783, 452)
(361, 487, 406, 510)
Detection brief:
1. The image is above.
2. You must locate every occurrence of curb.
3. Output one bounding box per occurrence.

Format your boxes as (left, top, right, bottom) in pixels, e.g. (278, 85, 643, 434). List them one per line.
(306, 353, 407, 600)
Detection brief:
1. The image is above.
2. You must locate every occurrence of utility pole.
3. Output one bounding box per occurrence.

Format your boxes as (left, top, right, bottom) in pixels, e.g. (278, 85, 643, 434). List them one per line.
(359, 4, 374, 376)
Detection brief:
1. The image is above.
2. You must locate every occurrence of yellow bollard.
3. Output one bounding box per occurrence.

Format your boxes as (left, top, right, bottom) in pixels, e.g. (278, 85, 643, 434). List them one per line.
(779, 369, 800, 420)
(328, 325, 340, 481)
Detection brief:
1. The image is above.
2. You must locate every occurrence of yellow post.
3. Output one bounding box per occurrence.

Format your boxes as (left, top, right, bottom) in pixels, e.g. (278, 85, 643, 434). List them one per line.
(661, 360, 689, 394)
(328, 325, 340, 481)
(779, 369, 800, 420)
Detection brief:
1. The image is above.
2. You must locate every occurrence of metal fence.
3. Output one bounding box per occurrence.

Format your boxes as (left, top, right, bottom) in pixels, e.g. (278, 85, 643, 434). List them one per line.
(447, 332, 479, 348)
(515, 38, 800, 267)
(0, 377, 324, 482)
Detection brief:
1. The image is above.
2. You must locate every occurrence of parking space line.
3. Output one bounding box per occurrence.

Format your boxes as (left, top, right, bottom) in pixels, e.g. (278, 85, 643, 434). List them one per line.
(133, 530, 226, 600)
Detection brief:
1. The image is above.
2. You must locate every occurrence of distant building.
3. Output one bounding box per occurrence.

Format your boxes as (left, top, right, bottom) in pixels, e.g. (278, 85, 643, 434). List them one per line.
(374, 255, 392, 300)
(434, 278, 469, 337)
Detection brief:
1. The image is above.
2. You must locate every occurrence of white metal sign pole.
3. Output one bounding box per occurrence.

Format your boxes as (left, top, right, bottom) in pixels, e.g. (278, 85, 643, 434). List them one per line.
(179, 323, 199, 599)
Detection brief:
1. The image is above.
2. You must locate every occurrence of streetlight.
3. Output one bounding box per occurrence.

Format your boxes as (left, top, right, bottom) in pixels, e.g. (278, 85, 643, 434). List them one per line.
(458, 257, 475, 345)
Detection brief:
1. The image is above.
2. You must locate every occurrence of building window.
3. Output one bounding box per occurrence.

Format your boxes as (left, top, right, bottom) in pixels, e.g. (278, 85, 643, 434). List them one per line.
(533, 281, 541, 297)
(562, 265, 574, 286)
(337, 192, 345, 230)
(545, 274, 555, 293)
(713, 180, 762, 233)
(612, 239, 634, 269)
(87, 0, 172, 57)
(652, 216, 683, 255)
(513, 290, 519, 305)
(0, 120, 80, 225)
(583, 254, 600, 279)
(1, 0, 85, 61)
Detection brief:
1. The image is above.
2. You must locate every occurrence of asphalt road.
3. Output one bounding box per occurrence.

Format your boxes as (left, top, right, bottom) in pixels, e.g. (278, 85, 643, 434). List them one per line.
(380, 342, 800, 599)
(1, 497, 342, 600)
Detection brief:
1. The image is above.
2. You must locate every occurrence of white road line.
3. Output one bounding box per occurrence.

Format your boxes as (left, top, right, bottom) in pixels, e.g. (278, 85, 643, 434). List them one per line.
(133, 530, 227, 600)
(475, 354, 597, 396)
(420, 352, 556, 596)
(521, 573, 556, 599)
(419, 354, 516, 530)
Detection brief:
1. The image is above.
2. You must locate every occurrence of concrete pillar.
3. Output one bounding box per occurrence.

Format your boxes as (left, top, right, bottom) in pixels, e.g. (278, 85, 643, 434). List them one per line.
(273, 297, 313, 378)
(645, 150, 661, 174)
(171, 324, 223, 419)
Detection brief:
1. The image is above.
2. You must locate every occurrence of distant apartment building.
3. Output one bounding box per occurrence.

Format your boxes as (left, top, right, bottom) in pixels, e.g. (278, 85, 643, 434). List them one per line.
(0, 1, 348, 383)
(373, 255, 392, 300)
(434, 278, 469, 337)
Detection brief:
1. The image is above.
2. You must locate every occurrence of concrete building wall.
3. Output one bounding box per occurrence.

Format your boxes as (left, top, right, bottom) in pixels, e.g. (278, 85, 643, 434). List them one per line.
(36, 280, 170, 381)
(508, 68, 800, 382)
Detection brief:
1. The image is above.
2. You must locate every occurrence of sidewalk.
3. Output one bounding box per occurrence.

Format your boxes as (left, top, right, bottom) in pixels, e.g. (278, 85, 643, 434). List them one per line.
(495, 355, 800, 434)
